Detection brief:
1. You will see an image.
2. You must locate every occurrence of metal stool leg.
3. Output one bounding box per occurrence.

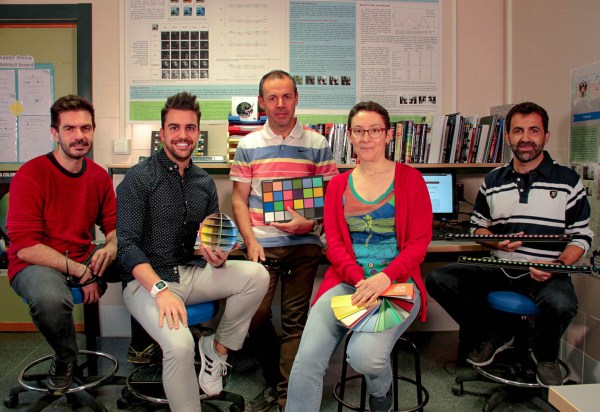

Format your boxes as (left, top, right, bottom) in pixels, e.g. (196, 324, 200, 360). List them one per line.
(334, 333, 429, 412)
(337, 336, 351, 412)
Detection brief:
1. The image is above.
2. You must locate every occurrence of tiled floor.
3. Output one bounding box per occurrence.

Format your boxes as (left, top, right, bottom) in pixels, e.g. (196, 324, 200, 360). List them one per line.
(0, 331, 554, 411)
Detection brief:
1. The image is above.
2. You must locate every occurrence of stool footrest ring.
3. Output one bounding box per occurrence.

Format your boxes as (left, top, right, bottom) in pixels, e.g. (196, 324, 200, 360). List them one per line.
(18, 350, 119, 394)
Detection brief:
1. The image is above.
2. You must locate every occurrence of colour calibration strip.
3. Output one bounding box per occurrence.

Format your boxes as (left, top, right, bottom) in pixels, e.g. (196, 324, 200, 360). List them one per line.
(262, 175, 324, 223)
(199, 213, 239, 252)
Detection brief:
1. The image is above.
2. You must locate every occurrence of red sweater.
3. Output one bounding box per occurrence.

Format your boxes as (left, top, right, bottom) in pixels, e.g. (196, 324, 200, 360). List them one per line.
(315, 163, 433, 321)
(7, 154, 116, 282)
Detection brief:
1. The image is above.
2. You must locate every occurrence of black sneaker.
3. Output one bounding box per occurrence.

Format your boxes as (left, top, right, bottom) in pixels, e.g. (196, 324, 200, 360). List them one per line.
(466, 335, 514, 367)
(536, 360, 563, 387)
(127, 343, 162, 364)
(368, 386, 393, 412)
(47, 356, 74, 395)
(244, 386, 278, 412)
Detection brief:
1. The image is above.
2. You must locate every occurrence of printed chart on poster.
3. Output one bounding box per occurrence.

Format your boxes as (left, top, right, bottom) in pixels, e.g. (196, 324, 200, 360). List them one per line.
(570, 61, 600, 255)
(123, 0, 441, 122)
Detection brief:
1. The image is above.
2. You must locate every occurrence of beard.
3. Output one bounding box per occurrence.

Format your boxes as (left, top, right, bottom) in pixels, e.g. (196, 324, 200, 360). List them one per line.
(164, 139, 195, 162)
(510, 141, 544, 163)
(58, 138, 91, 160)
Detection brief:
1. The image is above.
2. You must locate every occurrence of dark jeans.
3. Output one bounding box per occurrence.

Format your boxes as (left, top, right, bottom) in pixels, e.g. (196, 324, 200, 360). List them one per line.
(425, 263, 578, 362)
(10, 246, 123, 364)
(12, 265, 80, 364)
(245, 243, 322, 407)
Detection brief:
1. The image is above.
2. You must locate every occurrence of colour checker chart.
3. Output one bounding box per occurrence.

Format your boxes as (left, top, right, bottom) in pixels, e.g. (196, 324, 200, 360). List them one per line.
(198, 213, 239, 252)
(262, 176, 325, 223)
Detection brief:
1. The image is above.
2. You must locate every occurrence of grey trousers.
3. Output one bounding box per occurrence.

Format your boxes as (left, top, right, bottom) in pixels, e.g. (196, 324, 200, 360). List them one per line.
(123, 260, 269, 412)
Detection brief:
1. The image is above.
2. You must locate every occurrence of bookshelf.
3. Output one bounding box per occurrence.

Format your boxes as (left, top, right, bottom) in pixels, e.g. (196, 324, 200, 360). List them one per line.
(107, 162, 502, 178)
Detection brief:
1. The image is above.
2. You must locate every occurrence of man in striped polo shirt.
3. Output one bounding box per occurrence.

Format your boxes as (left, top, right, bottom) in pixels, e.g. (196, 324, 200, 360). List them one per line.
(426, 102, 593, 387)
(230, 70, 338, 411)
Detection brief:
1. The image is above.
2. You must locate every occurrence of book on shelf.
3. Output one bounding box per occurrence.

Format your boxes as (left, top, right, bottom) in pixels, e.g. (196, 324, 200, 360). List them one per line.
(448, 114, 464, 163)
(393, 121, 404, 163)
(427, 114, 447, 163)
(441, 113, 457, 163)
(475, 115, 496, 163)
(489, 103, 515, 163)
(460, 115, 478, 163)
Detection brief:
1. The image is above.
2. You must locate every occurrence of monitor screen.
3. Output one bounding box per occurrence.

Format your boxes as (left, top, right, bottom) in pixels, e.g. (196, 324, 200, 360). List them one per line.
(421, 172, 456, 221)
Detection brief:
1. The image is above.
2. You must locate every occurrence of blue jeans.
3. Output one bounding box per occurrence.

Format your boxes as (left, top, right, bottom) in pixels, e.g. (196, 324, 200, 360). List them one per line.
(286, 283, 421, 412)
(426, 263, 578, 361)
(11, 265, 79, 364)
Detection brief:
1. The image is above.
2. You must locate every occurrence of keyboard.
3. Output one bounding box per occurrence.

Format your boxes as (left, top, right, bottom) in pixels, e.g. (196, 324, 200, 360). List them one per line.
(432, 225, 470, 241)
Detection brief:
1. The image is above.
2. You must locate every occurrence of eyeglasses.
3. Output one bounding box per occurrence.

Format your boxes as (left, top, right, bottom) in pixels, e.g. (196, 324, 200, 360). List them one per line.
(348, 127, 387, 140)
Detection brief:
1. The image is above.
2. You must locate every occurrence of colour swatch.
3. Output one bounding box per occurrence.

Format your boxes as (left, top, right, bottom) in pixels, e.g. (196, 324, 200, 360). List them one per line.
(198, 213, 239, 252)
(331, 283, 414, 332)
(261, 175, 325, 223)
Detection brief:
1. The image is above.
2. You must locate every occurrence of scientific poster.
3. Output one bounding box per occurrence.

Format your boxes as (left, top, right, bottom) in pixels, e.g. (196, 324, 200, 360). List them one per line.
(571, 61, 600, 254)
(124, 0, 441, 122)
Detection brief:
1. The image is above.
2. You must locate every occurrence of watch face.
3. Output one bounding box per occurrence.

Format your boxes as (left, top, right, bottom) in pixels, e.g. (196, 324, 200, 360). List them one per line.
(156, 281, 166, 290)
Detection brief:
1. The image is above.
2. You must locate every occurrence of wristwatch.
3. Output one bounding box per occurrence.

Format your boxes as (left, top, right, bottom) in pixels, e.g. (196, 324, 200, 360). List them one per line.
(150, 280, 168, 298)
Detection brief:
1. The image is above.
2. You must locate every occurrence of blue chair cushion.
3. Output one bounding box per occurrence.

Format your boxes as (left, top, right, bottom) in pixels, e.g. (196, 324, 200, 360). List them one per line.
(487, 291, 539, 316)
(186, 301, 218, 325)
(71, 287, 84, 304)
(21, 288, 90, 305)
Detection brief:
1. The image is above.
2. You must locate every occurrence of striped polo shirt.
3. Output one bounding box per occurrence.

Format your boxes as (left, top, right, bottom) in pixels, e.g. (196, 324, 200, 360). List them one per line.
(471, 151, 593, 261)
(230, 118, 339, 248)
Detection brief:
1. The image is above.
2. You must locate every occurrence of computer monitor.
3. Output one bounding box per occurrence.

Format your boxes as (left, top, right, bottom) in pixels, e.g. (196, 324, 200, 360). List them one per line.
(421, 171, 457, 221)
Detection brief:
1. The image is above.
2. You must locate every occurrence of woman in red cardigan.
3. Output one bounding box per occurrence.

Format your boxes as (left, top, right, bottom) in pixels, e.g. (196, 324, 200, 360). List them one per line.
(287, 101, 433, 412)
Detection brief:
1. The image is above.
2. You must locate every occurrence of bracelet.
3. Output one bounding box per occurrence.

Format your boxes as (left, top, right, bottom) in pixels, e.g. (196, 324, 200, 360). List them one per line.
(553, 259, 566, 266)
(79, 264, 90, 281)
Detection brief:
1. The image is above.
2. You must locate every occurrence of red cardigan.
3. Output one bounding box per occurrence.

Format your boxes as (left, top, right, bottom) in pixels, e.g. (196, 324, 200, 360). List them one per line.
(315, 163, 433, 321)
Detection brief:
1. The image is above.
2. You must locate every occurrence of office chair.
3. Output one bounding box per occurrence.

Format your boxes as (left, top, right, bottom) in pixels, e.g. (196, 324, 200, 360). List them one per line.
(453, 291, 569, 412)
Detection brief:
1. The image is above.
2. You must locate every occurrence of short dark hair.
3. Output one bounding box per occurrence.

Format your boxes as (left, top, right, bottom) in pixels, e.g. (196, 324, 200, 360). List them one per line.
(161, 92, 201, 128)
(505, 102, 549, 134)
(50, 95, 95, 130)
(259, 70, 297, 98)
(347, 101, 391, 130)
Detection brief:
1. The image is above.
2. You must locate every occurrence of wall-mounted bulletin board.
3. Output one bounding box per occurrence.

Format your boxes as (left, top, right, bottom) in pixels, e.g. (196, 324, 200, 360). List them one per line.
(0, 59, 55, 163)
(124, 0, 442, 123)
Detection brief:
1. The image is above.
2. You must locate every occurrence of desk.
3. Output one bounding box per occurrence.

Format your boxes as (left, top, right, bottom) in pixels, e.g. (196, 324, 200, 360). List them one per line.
(428, 240, 485, 253)
(549, 384, 600, 412)
(228, 241, 485, 259)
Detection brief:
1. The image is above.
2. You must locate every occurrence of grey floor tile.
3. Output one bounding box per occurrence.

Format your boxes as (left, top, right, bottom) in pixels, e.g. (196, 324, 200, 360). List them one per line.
(0, 331, 555, 411)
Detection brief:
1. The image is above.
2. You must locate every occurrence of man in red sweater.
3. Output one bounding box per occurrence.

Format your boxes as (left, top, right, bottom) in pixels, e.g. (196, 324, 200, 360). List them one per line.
(7, 95, 117, 395)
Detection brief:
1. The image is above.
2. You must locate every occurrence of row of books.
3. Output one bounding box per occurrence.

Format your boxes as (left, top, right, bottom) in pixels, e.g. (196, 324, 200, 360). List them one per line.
(308, 112, 512, 165)
(428, 113, 510, 164)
